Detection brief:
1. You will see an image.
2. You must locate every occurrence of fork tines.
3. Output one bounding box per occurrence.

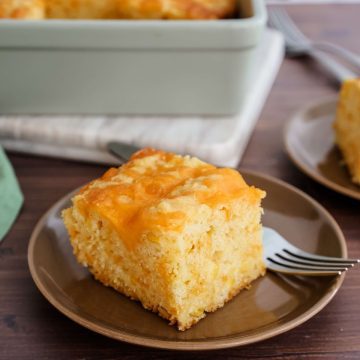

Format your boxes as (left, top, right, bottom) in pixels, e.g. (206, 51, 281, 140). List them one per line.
(263, 227, 359, 276)
(282, 249, 359, 265)
(266, 250, 359, 276)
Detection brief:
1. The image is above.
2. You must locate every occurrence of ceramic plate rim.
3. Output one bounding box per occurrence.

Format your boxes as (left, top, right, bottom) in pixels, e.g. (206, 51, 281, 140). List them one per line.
(28, 170, 347, 351)
(283, 97, 360, 201)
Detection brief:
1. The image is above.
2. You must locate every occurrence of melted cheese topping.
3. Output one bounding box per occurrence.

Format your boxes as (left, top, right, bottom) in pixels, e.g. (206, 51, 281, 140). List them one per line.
(76, 149, 264, 249)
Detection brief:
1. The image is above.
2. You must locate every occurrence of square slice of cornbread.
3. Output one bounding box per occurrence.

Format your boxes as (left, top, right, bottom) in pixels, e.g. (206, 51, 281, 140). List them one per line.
(62, 148, 266, 330)
(334, 78, 360, 185)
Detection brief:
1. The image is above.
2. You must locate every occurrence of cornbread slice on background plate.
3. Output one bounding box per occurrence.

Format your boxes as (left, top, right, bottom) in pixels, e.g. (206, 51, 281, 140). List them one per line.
(62, 148, 266, 331)
(334, 78, 360, 185)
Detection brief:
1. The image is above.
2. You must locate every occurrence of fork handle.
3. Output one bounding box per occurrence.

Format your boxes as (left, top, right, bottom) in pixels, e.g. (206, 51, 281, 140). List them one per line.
(313, 41, 360, 71)
(308, 49, 357, 84)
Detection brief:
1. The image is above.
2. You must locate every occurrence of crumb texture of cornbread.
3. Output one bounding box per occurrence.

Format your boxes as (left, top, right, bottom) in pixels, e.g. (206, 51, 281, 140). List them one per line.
(62, 148, 266, 331)
(334, 79, 360, 185)
(0, 0, 236, 19)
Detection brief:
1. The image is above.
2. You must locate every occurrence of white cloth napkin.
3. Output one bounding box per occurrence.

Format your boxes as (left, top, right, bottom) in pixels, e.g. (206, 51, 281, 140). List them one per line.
(0, 30, 284, 167)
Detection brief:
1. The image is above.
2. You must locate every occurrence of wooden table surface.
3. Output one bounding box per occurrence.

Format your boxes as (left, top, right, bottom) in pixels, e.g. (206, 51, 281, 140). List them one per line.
(1, 4, 360, 359)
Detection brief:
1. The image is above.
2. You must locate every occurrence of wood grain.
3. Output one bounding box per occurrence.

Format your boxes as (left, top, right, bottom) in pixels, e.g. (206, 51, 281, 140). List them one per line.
(1, 4, 360, 359)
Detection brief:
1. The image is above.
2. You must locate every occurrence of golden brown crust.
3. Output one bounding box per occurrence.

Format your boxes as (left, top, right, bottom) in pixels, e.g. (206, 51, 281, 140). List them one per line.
(0, 0, 236, 19)
(116, 0, 237, 20)
(0, 0, 45, 19)
(45, 0, 120, 19)
(75, 148, 264, 250)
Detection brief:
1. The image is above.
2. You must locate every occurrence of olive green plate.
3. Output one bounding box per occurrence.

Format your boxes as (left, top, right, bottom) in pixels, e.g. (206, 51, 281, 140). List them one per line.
(284, 98, 360, 201)
(28, 171, 346, 350)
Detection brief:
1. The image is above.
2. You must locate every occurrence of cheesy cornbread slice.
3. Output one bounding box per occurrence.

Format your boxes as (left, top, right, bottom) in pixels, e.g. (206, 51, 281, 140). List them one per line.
(62, 148, 266, 330)
(334, 79, 360, 185)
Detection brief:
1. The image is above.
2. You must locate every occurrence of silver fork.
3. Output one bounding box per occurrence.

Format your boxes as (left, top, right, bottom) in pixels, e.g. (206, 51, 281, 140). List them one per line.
(263, 227, 359, 276)
(269, 8, 360, 70)
(268, 8, 358, 84)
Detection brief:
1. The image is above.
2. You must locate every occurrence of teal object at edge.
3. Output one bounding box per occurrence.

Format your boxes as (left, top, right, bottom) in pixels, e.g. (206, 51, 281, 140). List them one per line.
(0, 147, 23, 241)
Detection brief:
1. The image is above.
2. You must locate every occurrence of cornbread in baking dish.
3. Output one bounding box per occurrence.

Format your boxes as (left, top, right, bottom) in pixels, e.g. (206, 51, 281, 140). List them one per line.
(62, 149, 266, 330)
(334, 79, 360, 185)
(0, 0, 236, 19)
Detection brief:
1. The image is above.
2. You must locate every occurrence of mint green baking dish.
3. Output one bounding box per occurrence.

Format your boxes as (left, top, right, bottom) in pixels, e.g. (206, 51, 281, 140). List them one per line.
(0, 0, 266, 115)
